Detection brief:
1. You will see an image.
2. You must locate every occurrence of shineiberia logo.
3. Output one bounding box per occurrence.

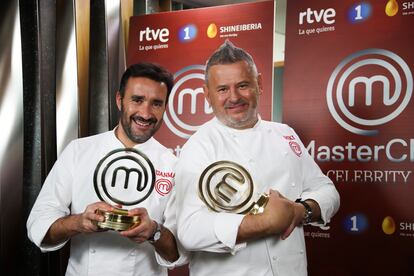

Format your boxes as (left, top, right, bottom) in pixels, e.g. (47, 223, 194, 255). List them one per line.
(382, 216, 396, 234)
(207, 23, 218, 38)
(385, 0, 399, 16)
(206, 22, 263, 39)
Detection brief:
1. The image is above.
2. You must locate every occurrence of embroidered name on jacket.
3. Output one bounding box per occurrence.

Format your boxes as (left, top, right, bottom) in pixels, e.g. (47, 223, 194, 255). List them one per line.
(283, 135, 302, 157)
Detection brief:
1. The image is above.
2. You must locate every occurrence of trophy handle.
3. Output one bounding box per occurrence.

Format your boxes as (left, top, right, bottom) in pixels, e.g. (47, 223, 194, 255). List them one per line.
(249, 193, 269, 215)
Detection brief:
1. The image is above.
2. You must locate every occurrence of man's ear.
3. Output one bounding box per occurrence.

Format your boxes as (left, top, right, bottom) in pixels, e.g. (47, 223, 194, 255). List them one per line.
(203, 84, 211, 105)
(116, 91, 122, 111)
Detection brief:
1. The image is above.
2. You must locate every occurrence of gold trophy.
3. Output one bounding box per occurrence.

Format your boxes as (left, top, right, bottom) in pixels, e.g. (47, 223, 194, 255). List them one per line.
(93, 148, 155, 231)
(94, 208, 141, 231)
(199, 160, 269, 215)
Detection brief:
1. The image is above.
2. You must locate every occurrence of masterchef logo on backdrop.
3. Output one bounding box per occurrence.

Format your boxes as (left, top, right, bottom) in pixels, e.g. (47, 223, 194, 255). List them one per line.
(164, 65, 213, 139)
(326, 48, 413, 136)
(307, 48, 413, 174)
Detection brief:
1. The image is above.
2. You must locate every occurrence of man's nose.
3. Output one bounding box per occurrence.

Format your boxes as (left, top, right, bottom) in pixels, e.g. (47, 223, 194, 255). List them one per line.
(228, 86, 240, 101)
(138, 102, 152, 119)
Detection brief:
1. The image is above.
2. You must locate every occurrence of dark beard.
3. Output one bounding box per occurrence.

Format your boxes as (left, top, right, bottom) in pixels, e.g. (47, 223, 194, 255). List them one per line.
(120, 105, 161, 144)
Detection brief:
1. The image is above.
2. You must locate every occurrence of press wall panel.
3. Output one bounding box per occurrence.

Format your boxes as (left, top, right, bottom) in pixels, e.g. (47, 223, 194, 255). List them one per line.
(19, 0, 43, 273)
(0, 1, 23, 274)
(89, 0, 110, 135)
(75, 0, 90, 138)
(20, 0, 67, 275)
(89, 0, 128, 134)
(56, 0, 79, 155)
(105, 0, 125, 129)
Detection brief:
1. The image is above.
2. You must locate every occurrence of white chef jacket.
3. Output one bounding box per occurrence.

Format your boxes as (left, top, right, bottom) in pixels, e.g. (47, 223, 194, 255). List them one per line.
(27, 130, 185, 276)
(175, 117, 340, 276)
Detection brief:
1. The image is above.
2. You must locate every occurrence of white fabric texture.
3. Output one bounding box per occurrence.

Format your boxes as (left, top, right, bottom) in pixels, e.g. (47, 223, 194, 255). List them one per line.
(175, 117, 340, 276)
(27, 130, 185, 276)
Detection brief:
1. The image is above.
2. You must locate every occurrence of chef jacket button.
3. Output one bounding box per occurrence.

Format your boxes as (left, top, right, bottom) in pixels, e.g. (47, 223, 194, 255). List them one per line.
(130, 251, 136, 256)
(272, 256, 277, 261)
(90, 249, 96, 254)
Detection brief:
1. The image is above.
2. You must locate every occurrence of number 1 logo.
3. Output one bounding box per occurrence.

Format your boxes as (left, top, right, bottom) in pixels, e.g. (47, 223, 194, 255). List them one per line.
(348, 3, 372, 23)
(179, 24, 197, 42)
(344, 213, 368, 234)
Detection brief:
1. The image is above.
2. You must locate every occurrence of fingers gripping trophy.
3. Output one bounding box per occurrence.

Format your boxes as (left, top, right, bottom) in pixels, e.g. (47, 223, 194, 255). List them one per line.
(199, 160, 269, 215)
(93, 148, 156, 231)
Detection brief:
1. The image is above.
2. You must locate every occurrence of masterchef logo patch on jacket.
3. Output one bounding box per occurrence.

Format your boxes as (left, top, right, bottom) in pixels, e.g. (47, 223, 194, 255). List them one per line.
(155, 170, 175, 196)
(283, 135, 302, 157)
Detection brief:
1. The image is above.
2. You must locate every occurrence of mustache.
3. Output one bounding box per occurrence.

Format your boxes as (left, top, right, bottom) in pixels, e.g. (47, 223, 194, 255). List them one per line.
(224, 99, 247, 108)
(132, 115, 157, 125)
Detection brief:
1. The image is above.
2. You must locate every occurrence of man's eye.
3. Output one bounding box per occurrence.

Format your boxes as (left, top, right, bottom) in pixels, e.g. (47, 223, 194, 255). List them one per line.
(218, 88, 227, 93)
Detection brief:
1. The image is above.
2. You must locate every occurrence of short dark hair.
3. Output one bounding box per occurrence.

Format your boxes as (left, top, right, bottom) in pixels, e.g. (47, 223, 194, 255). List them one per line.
(205, 40, 258, 84)
(119, 62, 174, 101)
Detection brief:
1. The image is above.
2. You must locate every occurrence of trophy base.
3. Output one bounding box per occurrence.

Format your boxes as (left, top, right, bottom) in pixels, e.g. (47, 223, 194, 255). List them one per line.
(249, 194, 269, 215)
(94, 208, 140, 231)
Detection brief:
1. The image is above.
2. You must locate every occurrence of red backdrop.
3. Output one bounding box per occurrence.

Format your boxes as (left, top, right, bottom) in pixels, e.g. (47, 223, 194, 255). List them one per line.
(127, 1, 274, 156)
(284, 1, 414, 275)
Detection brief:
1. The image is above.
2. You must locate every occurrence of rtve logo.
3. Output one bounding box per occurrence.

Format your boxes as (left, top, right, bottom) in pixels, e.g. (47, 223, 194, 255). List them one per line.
(299, 7, 336, 25)
(327, 49, 413, 136)
(139, 27, 169, 43)
(164, 65, 213, 139)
